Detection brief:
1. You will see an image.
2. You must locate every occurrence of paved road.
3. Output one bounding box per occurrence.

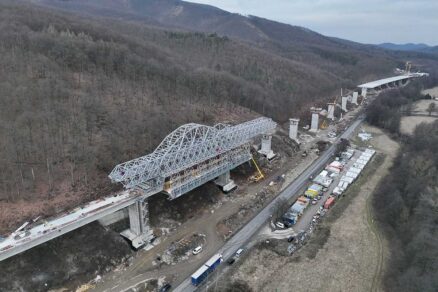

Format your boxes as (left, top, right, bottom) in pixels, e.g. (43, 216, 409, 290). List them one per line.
(173, 117, 364, 292)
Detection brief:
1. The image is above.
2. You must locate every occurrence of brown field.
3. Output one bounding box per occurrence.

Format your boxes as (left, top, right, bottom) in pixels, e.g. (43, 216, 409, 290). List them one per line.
(230, 125, 398, 292)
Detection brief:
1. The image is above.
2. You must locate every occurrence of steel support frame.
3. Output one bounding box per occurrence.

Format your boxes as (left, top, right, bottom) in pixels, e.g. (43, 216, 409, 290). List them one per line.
(164, 145, 251, 199)
(109, 118, 276, 193)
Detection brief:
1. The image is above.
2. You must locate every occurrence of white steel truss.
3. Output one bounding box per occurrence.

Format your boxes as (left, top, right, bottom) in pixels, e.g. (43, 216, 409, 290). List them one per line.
(109, 117, 276, 194)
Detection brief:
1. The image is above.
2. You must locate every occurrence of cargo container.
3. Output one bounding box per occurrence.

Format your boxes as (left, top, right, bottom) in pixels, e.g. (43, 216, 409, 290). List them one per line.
(328, 161, 343, 170)
(324, 196, 335, 209)
(191, 254, 223, 286)
(283, 211, 298, 225)
(313, 176, 333, 188)
(283, 196, 309, 225)
(305, 184, 323, 198)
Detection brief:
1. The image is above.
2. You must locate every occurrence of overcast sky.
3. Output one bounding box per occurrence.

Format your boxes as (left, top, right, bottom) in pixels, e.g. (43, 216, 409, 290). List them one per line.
(186, 0, 438, 45)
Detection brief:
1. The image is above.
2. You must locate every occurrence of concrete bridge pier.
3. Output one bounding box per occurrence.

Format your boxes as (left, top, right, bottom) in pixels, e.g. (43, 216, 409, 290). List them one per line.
(352, 92, 359, 105)
(121, 197, 154, 249)
(361, 87, 368, 98)
(310, 109, 320, 132)
(215, 171, 237, 193)
(289, 118, 300, 141)
(341, 96, 348, 112)
(258, 134, 276, 160)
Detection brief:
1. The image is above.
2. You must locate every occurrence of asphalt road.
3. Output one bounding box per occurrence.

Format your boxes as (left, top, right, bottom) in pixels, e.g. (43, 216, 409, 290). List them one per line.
(173, 117, 364, 292)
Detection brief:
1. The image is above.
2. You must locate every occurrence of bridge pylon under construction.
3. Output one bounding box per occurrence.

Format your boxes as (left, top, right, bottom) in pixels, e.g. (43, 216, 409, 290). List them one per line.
(109, 117, 277, 248)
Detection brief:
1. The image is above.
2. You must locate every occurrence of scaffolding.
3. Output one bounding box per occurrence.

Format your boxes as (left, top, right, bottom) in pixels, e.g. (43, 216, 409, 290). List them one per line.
(109, 117, 277, 198)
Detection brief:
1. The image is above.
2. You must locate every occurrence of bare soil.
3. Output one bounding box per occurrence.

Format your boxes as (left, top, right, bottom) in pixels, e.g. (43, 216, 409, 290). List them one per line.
(229, 125, 398, 292)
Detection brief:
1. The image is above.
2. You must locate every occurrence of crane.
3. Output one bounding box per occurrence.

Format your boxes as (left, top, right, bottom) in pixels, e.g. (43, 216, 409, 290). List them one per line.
(249, 157, 264, 182)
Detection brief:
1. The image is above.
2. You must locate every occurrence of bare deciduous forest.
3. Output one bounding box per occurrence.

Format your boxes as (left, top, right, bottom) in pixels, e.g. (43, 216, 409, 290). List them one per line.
(0, 0, 436, 234)
(373, 120, 438, 291)
(365, 84, 438, 291)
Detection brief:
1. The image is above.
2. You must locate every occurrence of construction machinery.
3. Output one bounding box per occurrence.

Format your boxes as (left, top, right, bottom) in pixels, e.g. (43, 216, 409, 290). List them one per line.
(249, 157, 264, 182)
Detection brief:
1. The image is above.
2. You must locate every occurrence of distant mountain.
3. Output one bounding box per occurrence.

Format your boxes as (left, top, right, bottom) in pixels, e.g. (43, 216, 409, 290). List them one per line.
(32, 0, 339, 48)
(377, 42, 431, 52)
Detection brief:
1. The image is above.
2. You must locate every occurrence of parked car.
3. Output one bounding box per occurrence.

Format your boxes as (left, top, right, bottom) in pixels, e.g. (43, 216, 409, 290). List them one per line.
(192, 246, 203, 255)
(235, 248, 244, 257)
(275, 221, 285, 229)
(227, 257, 235, 265)
(159, 283, 172, 292)
(287, 236, 295, 242)
(311, 198, 318, 205)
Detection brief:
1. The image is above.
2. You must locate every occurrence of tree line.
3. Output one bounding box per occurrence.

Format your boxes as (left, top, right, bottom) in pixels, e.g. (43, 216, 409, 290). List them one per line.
(366, 82, 438, 291)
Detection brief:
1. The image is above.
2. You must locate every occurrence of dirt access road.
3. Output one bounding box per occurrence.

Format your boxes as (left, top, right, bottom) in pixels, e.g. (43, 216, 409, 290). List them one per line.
(92, 146, 320, 292)
(230, 124, 398, 292)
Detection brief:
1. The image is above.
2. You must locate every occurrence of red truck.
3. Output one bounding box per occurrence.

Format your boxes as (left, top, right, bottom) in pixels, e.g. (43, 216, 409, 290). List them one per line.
(324, 196, 335, 209)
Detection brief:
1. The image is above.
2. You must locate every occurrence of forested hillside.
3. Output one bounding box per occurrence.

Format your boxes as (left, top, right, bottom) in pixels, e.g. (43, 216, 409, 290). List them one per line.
(373, 120, 438, 291)
(0, 0, 425, 233)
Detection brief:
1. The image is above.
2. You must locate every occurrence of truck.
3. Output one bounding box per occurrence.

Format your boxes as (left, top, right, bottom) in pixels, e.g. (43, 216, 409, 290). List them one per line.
(305, 184, 323, 199)
(191, 254, 223, 286)
(283, 196, 309, 225)
(324, 196, 335, 209)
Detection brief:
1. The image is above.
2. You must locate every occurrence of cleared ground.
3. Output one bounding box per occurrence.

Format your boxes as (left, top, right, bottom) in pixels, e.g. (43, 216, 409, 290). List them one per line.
(229, 125, 398, 292)
(400, 116, 437, 135)
(422, 86, 438, 99)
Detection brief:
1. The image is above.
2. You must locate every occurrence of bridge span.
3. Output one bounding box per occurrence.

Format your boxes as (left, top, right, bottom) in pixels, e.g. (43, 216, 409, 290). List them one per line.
(0, 117, 276, 261)
(358, 72, 428, 97)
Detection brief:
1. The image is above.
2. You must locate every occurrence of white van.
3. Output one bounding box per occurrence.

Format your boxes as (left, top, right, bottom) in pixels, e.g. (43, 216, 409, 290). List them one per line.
(275, 222, 285, 229)
(192, 246, 203, 255)
(235, 248, 244, 257)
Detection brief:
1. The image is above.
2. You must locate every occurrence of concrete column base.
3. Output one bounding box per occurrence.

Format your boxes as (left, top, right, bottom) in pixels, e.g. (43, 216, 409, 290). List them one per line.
(215, 171, 237, 193)
(121, 198, 154, 249)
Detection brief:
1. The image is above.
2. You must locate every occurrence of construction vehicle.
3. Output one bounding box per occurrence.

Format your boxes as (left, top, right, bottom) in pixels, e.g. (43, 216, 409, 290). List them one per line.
(248, 157, 264, 182)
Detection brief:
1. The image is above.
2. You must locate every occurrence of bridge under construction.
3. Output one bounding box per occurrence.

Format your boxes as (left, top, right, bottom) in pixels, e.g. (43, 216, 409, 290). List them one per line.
(0, 117, 276, 260)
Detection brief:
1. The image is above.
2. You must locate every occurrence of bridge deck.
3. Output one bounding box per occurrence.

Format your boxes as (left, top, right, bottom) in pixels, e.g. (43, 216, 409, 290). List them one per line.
(0, 190, 143, 261)
(358, 75, 411, 89)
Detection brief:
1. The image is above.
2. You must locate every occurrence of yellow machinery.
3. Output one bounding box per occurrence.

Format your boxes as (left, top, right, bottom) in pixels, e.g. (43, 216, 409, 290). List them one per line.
(249, 157, 264, 182)
(320, 119, 328, 129)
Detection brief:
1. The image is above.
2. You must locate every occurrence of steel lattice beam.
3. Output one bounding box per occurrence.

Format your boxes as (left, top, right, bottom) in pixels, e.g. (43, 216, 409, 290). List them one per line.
(109, 117, 276, 191)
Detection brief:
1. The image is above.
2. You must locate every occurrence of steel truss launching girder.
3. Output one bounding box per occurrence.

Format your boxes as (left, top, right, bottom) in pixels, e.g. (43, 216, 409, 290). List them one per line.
(109, 117, 277, 195)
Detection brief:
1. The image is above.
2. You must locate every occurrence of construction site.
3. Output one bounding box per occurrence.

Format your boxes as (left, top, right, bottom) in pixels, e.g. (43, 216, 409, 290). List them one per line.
(0, 69, 429, 292)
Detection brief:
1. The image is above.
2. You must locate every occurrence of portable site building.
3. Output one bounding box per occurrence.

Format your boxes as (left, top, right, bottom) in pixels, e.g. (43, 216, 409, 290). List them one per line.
(345, 172, 358, 180)
(338, 180, 349, 190)
(333, 187, 343, 196)
(365, 149, 376, 155)
(349, 167, 362, 174)
(340, 176, 354, 184)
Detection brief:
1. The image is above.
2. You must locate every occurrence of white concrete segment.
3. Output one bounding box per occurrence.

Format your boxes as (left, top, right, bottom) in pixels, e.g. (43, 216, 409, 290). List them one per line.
(0, 190, 144, 261)
(358, 74, 420, 89)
